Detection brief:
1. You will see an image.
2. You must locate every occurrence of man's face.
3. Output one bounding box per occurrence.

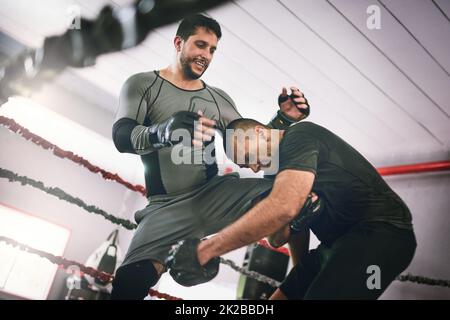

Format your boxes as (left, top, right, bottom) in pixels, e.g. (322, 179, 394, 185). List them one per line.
(230, 128, 273, 173)
(177, 27, 218, 80)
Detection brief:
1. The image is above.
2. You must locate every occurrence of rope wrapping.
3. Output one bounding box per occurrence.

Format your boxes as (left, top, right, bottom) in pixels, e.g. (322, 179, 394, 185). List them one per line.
(0, 235, 181, 300)
(397, 274, 450, 287)
(220, 257, 281, 288)
(148, 289, 183, 301)
(0, 116, 147, 196)
(0, 167, 138, 230)
(0, 235, 113, 283)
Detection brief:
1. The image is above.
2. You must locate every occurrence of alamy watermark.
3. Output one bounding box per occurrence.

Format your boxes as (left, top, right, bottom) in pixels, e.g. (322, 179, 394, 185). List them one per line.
(366, 265, 381, 290)
(67, 5, 81, 30)
(366, 5, 381, 30)
(169, 125, 280, 175)
(66, 265, 82, 290)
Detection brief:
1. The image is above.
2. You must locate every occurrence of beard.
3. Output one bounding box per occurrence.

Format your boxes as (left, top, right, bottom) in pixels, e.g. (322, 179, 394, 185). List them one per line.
(180, 53, 207, 80)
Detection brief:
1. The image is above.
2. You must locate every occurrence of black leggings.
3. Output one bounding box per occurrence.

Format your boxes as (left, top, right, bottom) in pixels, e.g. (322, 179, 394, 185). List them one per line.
(110, 260, 160, 300)
(280, 221, 416, 299)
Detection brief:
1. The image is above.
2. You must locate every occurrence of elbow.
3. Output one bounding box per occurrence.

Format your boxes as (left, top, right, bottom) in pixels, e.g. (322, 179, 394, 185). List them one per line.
(277, 197, 310, 222)
(112, 129, 131, 153)
(281, 201, 301, 223)
(269, 197, 299, 223)
(113, 140, 128, 153)
(283, 207, 300, 222)
(278, 200, 300, 221)
(112, 118, 137, 154)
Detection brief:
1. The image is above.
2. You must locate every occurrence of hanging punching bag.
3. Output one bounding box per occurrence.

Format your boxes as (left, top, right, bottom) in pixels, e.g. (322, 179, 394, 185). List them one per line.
(84, 229, 123, 290)
(236, 243, 289, 300)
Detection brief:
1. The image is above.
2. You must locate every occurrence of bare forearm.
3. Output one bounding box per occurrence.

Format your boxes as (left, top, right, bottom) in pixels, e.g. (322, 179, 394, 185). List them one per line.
(288, 231, 310, 266)
(198, 170, 314, 265)
(198, 197, 294, 265)
(268, 225, 290, 248)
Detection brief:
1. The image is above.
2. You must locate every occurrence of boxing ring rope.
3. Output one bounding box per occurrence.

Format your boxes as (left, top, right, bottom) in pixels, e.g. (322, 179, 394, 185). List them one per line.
(1, 116, 450, 298)
(0, 235, 181, 300)
(0, 167, 138, 230)
(0, 236, 113, 283)
(377, 161, 450, 176)
(0, 116, 146, 196)
(2, 114, 449, 196)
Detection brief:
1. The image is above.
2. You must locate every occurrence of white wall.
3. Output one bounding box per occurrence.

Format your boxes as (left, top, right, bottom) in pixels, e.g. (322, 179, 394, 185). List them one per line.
(380, 172, 450, 299)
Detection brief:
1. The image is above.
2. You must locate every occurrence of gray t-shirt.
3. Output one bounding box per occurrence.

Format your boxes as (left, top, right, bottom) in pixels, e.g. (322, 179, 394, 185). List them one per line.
(115, 71, 242, 196)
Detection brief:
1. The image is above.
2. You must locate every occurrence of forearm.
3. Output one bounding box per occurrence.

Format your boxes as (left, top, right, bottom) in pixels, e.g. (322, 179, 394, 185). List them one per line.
(268, 224, 290, 248)
(288, 230, 310, 266)
(112, 118, 138, 154)
(130, 124, 159, 155)
(198, 197, 296, 265)
(112, 118, 157, 155)
(198, 170, 314, 265)
(113, 111, 205, 155)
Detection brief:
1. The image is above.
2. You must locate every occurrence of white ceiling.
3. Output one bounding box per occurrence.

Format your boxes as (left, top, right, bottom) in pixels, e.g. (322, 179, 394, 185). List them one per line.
(1, 0, 449, 166)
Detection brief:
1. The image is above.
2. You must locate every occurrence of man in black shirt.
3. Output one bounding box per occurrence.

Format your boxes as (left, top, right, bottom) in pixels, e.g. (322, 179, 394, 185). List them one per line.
(169, 118, 416, 299)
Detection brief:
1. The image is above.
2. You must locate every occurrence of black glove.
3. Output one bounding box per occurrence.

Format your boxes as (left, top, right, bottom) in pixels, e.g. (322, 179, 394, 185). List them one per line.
(289, 194, 323, 234)
(269, 110, 296, 130)
(278, 93, 310, 118)
(269, 94, 310, 130)
(165, 238, 220, 287)
(147, 111, 200, 149)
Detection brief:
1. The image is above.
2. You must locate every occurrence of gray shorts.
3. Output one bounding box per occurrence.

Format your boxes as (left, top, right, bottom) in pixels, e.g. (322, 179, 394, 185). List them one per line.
(121, 173, 273, 267)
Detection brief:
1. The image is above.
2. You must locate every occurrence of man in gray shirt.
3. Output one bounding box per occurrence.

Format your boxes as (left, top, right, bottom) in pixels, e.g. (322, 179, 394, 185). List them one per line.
(110, 14, 313, 299)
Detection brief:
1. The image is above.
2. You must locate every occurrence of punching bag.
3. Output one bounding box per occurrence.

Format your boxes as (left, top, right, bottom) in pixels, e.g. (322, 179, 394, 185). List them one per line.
(236, 243, 289, 300)
(84, 229, 123, 290)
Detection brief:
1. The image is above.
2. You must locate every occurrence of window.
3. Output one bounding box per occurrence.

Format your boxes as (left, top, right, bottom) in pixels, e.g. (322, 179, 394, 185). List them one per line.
(0, 203, 70, 300)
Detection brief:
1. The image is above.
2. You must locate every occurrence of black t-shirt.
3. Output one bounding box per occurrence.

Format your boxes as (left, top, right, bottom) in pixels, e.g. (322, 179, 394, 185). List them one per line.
(276, 122, 412, 244)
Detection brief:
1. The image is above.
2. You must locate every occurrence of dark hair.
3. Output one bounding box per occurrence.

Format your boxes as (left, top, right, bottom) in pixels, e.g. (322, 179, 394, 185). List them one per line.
(222, 118, 266, 155)
(176, 14, 222, 41)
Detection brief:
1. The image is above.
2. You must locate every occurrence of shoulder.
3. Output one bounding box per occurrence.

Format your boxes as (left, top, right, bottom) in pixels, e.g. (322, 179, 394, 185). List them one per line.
(207, 86, 236, 105)
(280, 122, 322, 150)
(284, 121, 321, 137)
(122, 71, 158, 90)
